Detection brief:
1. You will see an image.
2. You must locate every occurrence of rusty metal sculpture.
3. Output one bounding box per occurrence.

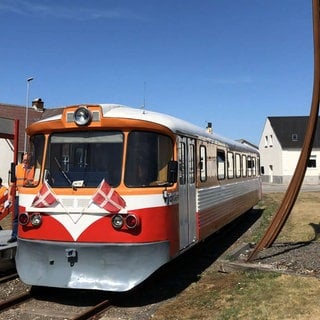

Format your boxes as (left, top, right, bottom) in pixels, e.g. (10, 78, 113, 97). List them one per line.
(248, 0, 320, 261)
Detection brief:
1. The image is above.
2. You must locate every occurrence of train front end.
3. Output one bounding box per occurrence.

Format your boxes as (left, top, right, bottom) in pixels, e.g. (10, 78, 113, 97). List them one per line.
(15, 104, 179, 292)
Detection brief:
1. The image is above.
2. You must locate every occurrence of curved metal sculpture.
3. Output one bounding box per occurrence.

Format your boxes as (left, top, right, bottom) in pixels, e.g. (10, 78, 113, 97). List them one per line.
(248, 0, 320, 261)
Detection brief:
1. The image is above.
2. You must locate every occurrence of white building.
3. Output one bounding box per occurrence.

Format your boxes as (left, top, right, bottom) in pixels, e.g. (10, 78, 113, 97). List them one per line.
(259, 116, 320, 184)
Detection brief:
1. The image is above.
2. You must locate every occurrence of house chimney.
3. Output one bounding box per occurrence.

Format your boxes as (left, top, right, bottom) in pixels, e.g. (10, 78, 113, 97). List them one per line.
(206, 122, 212, 134)
(32, 98, 44, 112)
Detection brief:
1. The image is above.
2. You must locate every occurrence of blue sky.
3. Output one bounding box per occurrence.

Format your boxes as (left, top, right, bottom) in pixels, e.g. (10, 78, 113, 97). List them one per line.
(0, 0, 314, 145)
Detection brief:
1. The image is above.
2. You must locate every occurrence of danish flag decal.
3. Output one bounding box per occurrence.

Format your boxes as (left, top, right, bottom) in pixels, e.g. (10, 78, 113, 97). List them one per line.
(92, 179, 126, 213)
(31, 181, 58, 208)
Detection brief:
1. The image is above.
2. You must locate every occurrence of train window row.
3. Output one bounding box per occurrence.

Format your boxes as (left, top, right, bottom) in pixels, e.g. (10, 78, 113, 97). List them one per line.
(202, 145, 259, 182)
(217, 149, 258, 180)
(219, 149, 259, 181)
(179, 141, 259, 185)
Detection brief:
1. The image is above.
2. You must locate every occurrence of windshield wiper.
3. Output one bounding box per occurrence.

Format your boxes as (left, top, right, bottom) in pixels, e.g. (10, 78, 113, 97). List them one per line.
(54, 157, 72, 186)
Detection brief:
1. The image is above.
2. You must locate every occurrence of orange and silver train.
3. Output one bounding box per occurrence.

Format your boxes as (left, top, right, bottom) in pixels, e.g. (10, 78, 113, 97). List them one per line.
(15, 104, 261, 292)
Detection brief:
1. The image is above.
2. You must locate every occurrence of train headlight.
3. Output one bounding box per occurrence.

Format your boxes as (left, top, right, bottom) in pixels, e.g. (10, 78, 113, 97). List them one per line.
(19, 212, 30, 226)
(125, 214, 140, 229)
(30, 213, 42, 226)
(112, 214, 124, 229)
(74, 106, 92, 126)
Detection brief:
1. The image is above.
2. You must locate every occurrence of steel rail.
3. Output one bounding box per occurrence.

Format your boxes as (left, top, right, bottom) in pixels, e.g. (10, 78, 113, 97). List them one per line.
(0, 291, 31, 312)
(0, 290, 111, 319)
(248, 0, 320, 261)
(0, 272, 18, 284)
(71, 299, 111, 320)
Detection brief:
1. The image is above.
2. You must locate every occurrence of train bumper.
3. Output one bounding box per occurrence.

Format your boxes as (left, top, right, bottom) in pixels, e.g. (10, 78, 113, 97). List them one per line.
(16, 239, 170, 292)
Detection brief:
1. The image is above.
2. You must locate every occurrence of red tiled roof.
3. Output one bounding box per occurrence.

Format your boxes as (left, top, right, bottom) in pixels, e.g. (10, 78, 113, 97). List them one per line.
(0, 103, 62, 153)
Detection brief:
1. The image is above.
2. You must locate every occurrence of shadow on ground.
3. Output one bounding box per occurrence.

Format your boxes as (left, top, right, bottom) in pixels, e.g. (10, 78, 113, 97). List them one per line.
(29, 207, 264, 308)
(110, 206, 264, 307)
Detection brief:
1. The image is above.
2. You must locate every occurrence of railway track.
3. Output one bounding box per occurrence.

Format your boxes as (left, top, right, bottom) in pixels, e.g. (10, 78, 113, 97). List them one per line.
(0, 288, 112, 320)
(0, 271, 18, 284)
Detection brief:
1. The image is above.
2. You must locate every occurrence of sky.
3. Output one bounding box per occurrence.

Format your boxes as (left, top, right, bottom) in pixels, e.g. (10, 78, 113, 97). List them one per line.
(0, 0, 315, 145)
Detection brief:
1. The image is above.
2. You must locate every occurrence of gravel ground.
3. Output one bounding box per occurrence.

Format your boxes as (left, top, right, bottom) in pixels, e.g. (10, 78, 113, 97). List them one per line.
(248, 241, 320, 276)
(240, 183, 320, 276)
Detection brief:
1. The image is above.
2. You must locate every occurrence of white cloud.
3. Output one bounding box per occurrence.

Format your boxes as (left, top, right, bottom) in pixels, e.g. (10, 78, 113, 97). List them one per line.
(0, 0, 142, 21)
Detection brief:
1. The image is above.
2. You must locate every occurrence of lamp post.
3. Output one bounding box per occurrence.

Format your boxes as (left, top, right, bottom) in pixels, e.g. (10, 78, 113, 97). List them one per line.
(24, 77, 34, 152)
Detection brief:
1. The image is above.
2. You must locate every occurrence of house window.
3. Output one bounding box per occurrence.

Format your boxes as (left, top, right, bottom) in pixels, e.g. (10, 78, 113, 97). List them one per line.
(269, 135, 273, 147)
(292, 133, 298, 141)
(308, 155, 317, 168)
(264, 135, 268, 148)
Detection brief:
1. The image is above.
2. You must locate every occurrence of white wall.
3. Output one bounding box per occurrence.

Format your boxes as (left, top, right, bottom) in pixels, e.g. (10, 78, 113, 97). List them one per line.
(0, 139, 14, 187)
(259, 118, 283, 183)
(282, 149, 320, 184)
(259, 118, 320, 184)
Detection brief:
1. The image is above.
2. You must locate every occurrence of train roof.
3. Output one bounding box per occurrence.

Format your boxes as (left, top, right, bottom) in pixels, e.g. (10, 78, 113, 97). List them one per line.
(38, 103, 259, 154)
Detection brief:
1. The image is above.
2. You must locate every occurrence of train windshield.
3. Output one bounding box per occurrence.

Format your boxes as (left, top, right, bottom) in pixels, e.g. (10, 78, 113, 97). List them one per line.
(46, 131, 123, 187)
(42, 130, 173, 188)
(125, 131, 173, 187)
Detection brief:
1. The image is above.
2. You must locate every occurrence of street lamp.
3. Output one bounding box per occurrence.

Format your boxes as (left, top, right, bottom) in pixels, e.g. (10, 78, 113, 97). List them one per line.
(24, 77, 34, 152)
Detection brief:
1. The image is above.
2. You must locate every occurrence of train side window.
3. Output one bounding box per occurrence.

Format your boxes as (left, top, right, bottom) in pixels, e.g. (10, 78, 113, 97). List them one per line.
(252, 157, 257, 176)
(257, 157, 261, 175)
(199, 145, 207, 182)
(247, 156, 252, 177)
(242, 154, 247, 177)
(227, 152, 234, 179)
(125, 131, 173, 187)
(217, 149, 225, 180)
(235, 153, 241, 178)
(179, 142, 186, 185)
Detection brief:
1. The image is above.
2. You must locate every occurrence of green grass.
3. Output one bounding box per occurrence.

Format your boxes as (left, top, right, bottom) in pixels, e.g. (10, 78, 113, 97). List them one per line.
(248, 195, 281, 244)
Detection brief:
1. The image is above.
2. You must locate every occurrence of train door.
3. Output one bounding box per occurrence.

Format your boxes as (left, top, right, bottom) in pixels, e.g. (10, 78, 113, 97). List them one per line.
(178, 136, 197, 250)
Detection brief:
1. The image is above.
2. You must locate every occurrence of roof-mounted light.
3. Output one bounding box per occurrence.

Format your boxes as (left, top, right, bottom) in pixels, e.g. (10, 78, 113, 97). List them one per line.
(74, 106, 92, 126)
